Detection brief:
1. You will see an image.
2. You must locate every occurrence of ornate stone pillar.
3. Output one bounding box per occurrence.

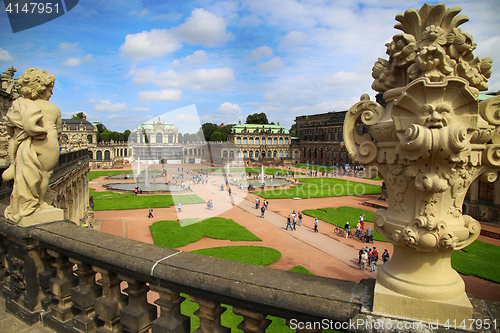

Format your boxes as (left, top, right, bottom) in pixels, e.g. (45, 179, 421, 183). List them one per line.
(149, 285, 189, 333)
(94, 267, 128, 333)
(233, 307, 271, 333)
(343, 3, 498, 323)
(118, 275, 157, 333)
(189, 295, 230, 333)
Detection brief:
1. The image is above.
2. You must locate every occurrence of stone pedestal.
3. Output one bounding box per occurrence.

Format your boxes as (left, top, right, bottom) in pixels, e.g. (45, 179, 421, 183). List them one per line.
(17, 208, 64, 227)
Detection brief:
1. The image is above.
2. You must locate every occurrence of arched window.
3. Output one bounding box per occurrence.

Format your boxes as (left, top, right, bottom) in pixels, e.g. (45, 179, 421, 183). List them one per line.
(279, 138, 283, 145)
(285, 138, 289, 145)
(255, 151, 260, 158)
(294, 150, 299, 158)
(268, 150, 272, 158)
(128, 148, 132, 156)
(189, 149, 192, 155)
(237, 151, 241, 158)
(279, 151, 283, 158)
(249, 137, 254, 145)
(120, 149, 123, 156)
(184, 148, 188, 156)
(262, 138, 266, 145)
(236, 137, 241, 144)
(223, 151, 228, 158)
(104, 150, 110, 160)
(88, 151, 93, 159)
(193, 149, 197, 156)
(249, 151, 253, 158)
(125, 149, 128, 156)
(87, 135, 93, 144)
(255, 138, 260, 145)
(273, 138, 278, 145)
(156, 133, 163, 144)
(229, 151, 234, 159)
(243, 137, 248, 144)
(168, 134, 174, 143)
(273, 151, 277, 158)
(202, 149, 204, 156)
(243, 151, 248, 158)
(96, 151, 102, 160)
(262, 151, 266, 158)
(285, 150, 289, 157)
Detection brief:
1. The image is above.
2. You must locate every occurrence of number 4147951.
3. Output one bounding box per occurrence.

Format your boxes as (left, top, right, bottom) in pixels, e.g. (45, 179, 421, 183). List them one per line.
(5, 2, 59, 14)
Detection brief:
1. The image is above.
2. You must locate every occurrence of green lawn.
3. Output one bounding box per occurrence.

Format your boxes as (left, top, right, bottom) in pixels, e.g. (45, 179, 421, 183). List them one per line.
(150, 217, 261, 248)
(294, 164, 335, 173)
(90, 188, 204, 211)
(289, 265, 314, 275)
(452, 240, 500, 284)
(191, 246, 281, 266)
(89, 170, 129, 180)
(255, 178, 381, 199)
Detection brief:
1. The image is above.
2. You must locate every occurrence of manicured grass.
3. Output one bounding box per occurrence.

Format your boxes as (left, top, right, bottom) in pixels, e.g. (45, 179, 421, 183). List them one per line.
(302, 206, 375, 227)
(452, 240, 500, 284)
(89, 170, 129, 180)
(255, 178, 381, 199)
(191, 246, 281, 266)
(289, 265, 314, 275)
(90, 188, 204, 211)
(150, 217, 261, 248)
(294, 164, 335, 172)
(371, 230, 387, 242)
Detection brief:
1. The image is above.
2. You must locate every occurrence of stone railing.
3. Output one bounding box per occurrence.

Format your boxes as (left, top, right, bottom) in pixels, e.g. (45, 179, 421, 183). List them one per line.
(0, 219, 497, 332)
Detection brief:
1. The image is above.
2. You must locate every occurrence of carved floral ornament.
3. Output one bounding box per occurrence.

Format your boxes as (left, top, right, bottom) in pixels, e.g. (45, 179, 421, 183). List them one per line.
(343, 3, 500, 253)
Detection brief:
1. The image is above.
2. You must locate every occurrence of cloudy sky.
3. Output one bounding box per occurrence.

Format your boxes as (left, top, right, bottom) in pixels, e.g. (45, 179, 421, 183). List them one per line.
(0, 0, 499, 133)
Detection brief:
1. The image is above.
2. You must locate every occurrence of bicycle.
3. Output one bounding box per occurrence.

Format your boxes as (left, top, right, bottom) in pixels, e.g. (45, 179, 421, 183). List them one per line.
(334, 225, 345, 236)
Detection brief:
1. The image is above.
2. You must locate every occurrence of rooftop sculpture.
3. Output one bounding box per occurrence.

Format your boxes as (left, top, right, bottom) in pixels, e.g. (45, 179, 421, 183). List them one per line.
(2, 68, 64, 225)
(343, 3, 499, 322)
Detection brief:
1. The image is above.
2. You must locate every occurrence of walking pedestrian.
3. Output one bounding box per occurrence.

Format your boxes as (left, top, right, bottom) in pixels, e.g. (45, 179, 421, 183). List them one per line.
(140, 187, 143, 194)
(314, 218, 318, 233)
(178, 202, 182, 213)
(148, 206, 153, 218)
(344, 221, 350, 238)
(382, 249, 390, 263)
(292, 215, 296, 230)
(261, 206, 265, 218)
(286, 215, 293, 231)
(298, 212, 302, 226)
(360, 250, 368, 271)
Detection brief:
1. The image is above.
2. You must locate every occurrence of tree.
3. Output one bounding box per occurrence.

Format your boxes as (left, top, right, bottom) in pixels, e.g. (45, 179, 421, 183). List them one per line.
(71, 111, 86, 119)
(178, 133, 183, 144)
(210, 132, 223, 141)
(290, 123, 297, 137)
(123, 130, 131, 142)
(246, 112, 269, 125)
(201, 123, 218, 141)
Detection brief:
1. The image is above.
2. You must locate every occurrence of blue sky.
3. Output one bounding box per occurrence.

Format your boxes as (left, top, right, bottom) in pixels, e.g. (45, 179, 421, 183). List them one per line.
(0, 0, 499, 133)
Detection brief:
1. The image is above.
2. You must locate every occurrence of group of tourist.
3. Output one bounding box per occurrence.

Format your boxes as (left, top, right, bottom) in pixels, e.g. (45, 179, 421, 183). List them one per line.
(206, 199, 213, 210)
(134, 186, 142, 195)
(358, 247, 390, 271)
(286, 210, 303, 231)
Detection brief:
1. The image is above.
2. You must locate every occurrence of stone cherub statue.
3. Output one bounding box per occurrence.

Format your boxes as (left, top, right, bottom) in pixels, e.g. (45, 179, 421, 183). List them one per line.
(2, 68, 63, 224)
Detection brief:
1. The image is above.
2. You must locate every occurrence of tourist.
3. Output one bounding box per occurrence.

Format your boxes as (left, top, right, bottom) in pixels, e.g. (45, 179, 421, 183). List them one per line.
(360, 250, 368, 271)
(261, 206, 265, 218)
(292, 215, 297, 230)
(298, 212, 302, 226)
(178, 203, 182, 213)
(286, 215, 293, 231)
(382, 249, 390, 263)
(228, 187, 232, 196)
(344, 221, 350, 238)
(148, 207, 153, 218)
(134, 187, 138, 195)
(314, 218, 318, 233)
(366, 227, 373, 243)
(255, 198, 260, 209)
(140, 187, 142, 194)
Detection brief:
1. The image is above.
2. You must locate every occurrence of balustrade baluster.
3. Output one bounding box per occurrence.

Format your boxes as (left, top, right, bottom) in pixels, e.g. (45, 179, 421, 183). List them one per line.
(149, 285, 189, 333)
(233, 307, 271, 333)
(47, 249, 78, 322)
(118, 275, 157, 333)
(70, 258, 102, 332)
(94, 267, 127, 333)
(38, 247, 57, 311)
(189, 295, 230, 333)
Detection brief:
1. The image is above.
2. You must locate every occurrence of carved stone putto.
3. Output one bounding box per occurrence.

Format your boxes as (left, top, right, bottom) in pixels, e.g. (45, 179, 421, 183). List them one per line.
(343, 3, 500, 323)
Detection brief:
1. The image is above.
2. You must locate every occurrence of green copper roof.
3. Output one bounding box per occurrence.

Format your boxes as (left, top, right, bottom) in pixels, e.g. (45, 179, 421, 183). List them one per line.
(141, 119, 175, 130)
(232, 123, 289, 134)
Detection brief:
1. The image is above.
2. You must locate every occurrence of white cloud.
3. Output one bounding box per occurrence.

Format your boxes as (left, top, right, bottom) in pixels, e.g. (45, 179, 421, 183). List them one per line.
(256, 57, 285, 71)
(174, 8, 234, 47)
(59, 42, 80, 52)
(137, 89, 182, 102)
(130, 9, 149, 17)
(245, 46, 273, 62)
(93, 100, 128, 113)
(0, 48, 13, 61)
(120, 29, 181, 60)
(218, 102, 241, 114)
(280, 31, 308, 48)
(154, 68, 234, 91)
(128, 66, 156, 85)
(62, 54, 93, 67)
(200, 102, 242, 123)
(132, 106, 151, 112)
(172, 50, 208, 67)
(321, 71, 365, 87)
(106, 114, 121, 120)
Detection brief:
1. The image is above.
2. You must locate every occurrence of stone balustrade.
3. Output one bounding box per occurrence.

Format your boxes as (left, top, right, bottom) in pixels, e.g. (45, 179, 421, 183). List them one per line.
(0, 219, 496, 332)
